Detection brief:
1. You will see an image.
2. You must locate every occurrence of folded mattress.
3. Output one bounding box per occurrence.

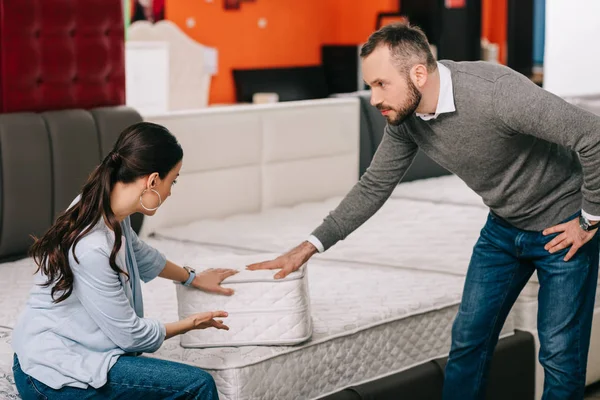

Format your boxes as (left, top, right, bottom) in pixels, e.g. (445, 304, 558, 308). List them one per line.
(176, 253, 312, 348)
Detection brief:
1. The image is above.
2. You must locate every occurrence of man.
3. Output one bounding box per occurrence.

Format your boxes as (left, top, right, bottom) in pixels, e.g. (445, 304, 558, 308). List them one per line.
(247, 23, 600, 399)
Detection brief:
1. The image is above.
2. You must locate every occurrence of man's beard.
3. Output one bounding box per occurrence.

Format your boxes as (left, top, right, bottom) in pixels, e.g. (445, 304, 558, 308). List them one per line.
(377, 79, 422, 126)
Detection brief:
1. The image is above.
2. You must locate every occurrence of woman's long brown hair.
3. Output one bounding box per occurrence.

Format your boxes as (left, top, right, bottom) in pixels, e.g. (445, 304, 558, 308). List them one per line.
(29, 122, 183, 303)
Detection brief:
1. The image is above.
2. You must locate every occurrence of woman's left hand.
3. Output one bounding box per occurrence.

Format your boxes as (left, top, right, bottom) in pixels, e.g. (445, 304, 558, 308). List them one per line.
(192, 268, 238, 295)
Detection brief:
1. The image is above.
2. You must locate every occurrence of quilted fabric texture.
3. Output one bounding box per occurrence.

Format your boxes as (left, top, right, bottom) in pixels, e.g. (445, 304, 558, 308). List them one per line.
(177, 254, 312, 347)
(0, 0, 125, 112)
(0, 328, 18, 399)
(0, 258, 37, 332)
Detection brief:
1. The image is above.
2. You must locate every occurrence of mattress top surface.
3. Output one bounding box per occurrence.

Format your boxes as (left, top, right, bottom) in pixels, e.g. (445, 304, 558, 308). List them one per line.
(155, 194, 494, 279)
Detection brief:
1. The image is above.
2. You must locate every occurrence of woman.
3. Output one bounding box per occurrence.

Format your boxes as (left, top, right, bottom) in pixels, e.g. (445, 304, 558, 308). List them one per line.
(12, 122, 236, 399)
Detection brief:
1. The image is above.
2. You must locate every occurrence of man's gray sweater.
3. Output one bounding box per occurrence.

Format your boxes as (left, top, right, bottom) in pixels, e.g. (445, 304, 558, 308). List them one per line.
(312, 60, 600, 251)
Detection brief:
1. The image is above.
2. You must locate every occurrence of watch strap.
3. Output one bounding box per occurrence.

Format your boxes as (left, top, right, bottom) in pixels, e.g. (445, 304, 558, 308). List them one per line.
(580, 215, 600, 231)
(182, 267, 196, 287)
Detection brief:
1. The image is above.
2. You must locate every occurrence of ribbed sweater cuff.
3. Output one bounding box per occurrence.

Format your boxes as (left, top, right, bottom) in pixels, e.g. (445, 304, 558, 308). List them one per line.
(310, 222, 342, 252)
(582, 199, 600, 220)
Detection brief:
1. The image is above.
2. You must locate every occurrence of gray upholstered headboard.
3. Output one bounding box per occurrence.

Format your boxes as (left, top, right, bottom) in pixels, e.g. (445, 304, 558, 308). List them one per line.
(333, 90, 451, 181)
(0, 106, 143, 261)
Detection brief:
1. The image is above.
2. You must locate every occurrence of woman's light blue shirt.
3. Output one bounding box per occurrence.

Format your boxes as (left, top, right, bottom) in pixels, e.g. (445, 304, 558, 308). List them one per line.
(12, 198, 167, 390)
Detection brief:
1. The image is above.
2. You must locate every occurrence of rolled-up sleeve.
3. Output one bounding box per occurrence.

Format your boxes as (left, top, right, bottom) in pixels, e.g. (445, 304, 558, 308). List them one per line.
(71, 249, 166, 353)
(128, 225, 166, 283)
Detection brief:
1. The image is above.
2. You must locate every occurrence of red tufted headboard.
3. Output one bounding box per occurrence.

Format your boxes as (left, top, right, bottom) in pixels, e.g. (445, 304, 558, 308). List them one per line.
(0, 0, 126, 113)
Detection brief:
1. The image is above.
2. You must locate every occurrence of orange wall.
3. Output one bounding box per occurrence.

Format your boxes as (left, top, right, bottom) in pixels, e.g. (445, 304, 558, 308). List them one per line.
(166, 0, 398, 104)
(482, 0, 507, 64)
(324, 0, 398, 44)
(166, 0, 506, 104)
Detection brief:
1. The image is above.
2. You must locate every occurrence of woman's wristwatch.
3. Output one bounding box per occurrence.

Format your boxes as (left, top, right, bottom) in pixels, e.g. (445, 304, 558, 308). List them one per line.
(579, 215, 600, 232)
(182, 266, 196, 286)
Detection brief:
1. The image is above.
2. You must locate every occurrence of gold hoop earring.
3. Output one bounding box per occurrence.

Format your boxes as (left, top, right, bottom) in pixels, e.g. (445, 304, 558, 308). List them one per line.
(140, 189, 162, 211)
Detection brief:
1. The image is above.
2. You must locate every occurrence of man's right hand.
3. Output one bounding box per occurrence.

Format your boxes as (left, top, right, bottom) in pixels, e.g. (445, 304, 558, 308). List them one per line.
(246, 241, 318, 279)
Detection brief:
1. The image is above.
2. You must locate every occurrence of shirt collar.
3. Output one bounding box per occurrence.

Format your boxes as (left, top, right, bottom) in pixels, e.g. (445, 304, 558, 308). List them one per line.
(416, 62, 456, 121)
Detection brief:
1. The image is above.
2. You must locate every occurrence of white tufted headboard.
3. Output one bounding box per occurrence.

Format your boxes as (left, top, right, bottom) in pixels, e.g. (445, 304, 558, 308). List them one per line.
(139, 97, 360, 236)
(127, 20, 217, 111)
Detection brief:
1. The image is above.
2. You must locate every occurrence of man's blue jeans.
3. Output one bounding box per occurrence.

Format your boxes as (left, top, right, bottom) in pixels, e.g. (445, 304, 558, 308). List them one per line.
(12, 353, 219, 400)
(444, 212, 599, 400)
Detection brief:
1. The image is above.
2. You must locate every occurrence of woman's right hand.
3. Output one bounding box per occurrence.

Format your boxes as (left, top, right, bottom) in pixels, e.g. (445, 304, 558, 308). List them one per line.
(165, 311, 229, 339)
(187, 311, 229, 331)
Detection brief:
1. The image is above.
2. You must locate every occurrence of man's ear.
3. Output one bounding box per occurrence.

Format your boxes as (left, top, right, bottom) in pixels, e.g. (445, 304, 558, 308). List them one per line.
(410, 64, 429, 89)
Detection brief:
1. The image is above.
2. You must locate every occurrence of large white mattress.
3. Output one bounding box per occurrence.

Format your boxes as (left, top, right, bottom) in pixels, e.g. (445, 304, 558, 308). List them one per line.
(0, 239, 515, 400)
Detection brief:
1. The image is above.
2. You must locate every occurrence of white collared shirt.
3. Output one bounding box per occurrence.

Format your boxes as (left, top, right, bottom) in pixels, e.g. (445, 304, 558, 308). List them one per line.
(416, 62, 456, 121)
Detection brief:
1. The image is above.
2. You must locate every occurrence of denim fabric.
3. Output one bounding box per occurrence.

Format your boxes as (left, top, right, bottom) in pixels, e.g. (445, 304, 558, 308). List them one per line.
(444, 212, 599, 400)
(13, 354, 219, 400)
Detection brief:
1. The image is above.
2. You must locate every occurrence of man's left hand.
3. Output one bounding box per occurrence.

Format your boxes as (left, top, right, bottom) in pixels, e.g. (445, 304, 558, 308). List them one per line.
(543, 218, 598, 261)
(192, 268, 238, 295)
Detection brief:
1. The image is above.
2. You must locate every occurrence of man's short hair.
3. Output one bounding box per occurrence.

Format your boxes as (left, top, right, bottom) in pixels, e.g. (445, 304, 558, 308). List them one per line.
(360, 22, 437, 74)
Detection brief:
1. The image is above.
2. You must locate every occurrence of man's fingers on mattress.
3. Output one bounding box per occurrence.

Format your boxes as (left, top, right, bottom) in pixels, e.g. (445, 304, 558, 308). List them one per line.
(246, 260, 278, 270)
(274, 267, 292, 280)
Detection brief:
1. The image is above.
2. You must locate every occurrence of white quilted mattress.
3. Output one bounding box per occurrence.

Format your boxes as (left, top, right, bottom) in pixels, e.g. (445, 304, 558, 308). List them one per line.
(176, 254, 312, 348)
(0, 239, 515, 400)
